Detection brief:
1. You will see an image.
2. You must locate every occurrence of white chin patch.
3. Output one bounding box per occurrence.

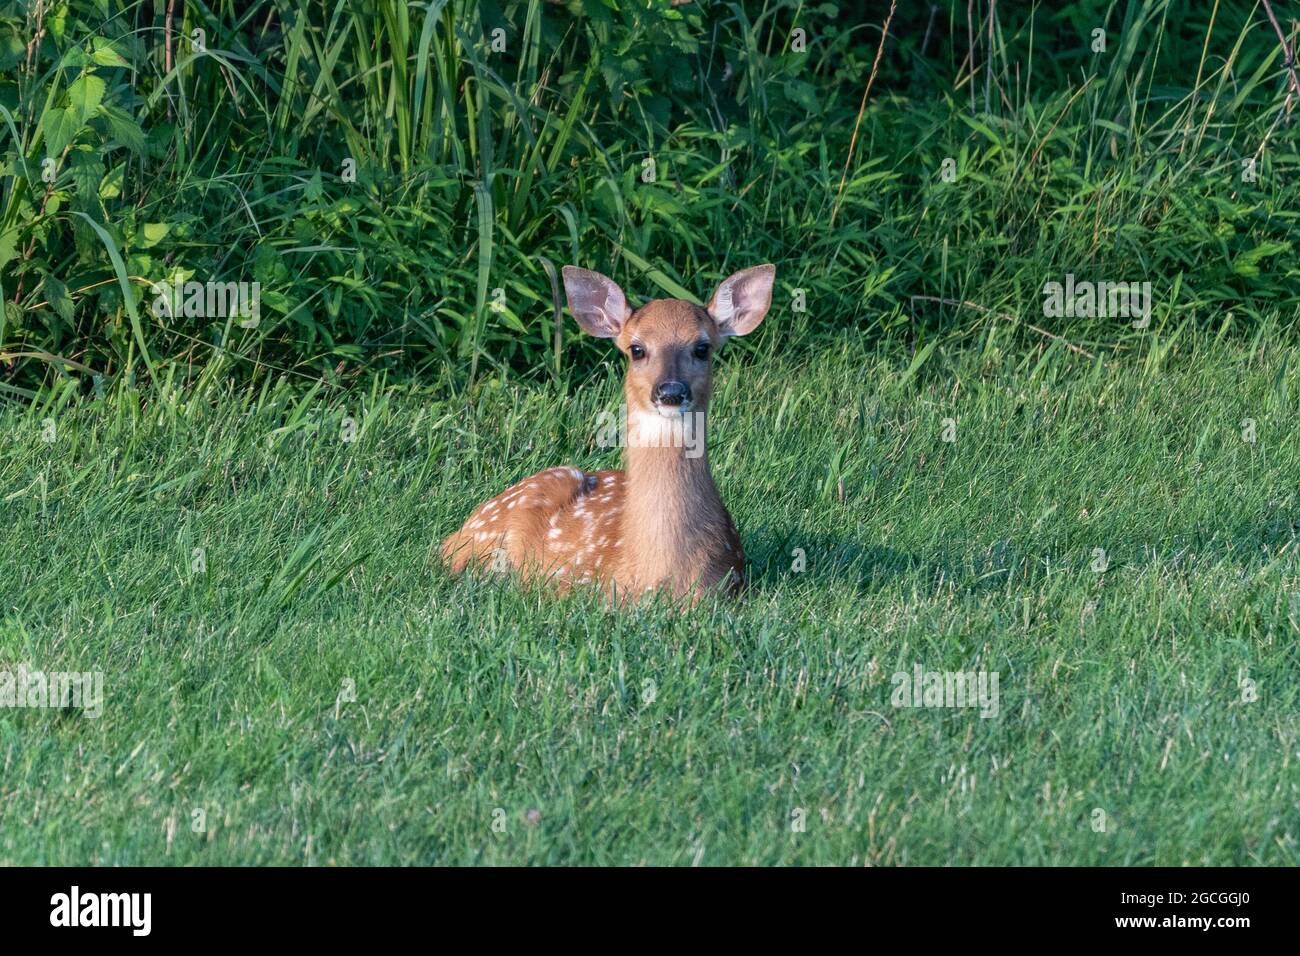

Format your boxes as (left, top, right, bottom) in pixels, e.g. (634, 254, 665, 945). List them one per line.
(654, 404, 689, 418)
(630, 410, 680, 444)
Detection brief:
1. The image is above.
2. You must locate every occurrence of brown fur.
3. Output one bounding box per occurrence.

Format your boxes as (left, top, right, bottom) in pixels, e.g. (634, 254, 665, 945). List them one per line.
(441, 265, 773, 603)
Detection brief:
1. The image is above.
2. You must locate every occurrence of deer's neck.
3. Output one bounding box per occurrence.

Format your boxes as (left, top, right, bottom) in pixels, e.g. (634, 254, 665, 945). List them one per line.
(621, 410, 728, 588)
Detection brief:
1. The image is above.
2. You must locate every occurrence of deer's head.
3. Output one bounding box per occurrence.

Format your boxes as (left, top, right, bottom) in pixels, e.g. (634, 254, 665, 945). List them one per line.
(562, 264, 776, 424)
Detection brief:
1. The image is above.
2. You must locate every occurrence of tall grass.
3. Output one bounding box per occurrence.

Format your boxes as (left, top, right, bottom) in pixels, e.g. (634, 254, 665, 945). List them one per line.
(0, 0, 1296, 398)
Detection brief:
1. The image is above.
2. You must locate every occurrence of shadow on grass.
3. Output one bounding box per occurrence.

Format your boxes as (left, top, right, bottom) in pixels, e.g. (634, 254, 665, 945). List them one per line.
(744, 526, 936, 594)
(745, 517, 1299, 598)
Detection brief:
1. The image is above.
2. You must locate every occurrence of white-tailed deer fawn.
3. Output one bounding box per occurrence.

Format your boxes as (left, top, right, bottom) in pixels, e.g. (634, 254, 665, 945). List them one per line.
(441, 263, 775, 601)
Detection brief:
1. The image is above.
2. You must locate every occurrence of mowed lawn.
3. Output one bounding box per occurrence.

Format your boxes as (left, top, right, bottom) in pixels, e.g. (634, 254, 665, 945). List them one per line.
(2, 334, 1297, 865)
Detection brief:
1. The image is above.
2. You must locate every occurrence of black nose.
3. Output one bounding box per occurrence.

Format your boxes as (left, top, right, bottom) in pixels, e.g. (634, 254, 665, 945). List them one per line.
(653, 381, 691, 406)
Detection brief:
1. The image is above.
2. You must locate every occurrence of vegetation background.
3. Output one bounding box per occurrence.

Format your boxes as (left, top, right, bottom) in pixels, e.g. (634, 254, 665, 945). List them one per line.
(1, 0, 1296, 396)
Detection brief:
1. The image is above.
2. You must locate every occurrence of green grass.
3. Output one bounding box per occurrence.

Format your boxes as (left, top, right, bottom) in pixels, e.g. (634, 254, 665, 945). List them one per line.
(3, 335, 1297, 865)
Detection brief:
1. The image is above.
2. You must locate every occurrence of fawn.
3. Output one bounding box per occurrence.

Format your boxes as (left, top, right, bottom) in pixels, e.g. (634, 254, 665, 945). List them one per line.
(441, 263, 775, 601)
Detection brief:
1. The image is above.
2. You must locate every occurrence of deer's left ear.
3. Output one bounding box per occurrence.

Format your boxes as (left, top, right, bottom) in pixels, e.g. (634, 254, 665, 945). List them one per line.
(707, 264, 776, 337)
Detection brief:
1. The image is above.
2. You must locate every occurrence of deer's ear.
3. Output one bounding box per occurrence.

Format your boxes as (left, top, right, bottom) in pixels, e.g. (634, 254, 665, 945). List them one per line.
(707, 264, 775, 337)
(562, 266, 631, 339)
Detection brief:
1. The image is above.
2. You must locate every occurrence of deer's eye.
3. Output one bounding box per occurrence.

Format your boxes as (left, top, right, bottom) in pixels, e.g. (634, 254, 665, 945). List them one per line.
(629, 343, 646, 360)
(692, 342, 710, 360)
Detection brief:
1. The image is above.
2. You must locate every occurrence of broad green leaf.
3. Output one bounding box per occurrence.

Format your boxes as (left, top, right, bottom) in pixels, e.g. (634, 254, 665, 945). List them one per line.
(69, 148, 103, 196)
(99, 162, 124, 199)
(0, 227, 19, 272)
(67, 73, 107, 127)
(101, 105, 146, 154)
(44, 276, 75, 322)
(90, 38, 130, 68)
(303, 169, 324, 202)
(140, 222, 170, 248)
(59, 47, 92, 69)
(42, 107, 78, 157)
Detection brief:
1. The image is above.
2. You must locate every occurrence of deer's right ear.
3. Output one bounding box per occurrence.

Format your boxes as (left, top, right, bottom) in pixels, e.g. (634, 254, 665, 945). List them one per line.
(562, 266, 631, 339)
